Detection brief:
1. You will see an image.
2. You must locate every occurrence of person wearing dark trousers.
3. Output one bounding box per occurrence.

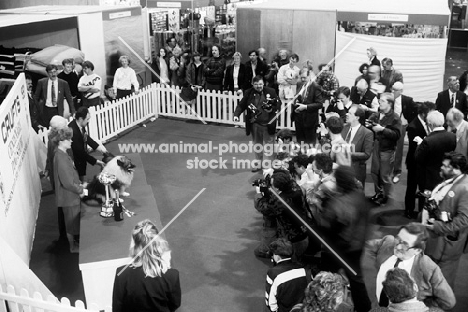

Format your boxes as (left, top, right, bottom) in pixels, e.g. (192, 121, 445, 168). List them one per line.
(341, 105, 374, 186)
(320, 166, 372, 312)
(391, 82, 417, 184)
(405, 102, 434, 219)
(233, 75, 280, 172)
(34, 64, 74, 126)
(369, 93, 402, 206)
(414, 111, 456, 192)
(69, 107, 107, 182)
(291, 77, 324, 146)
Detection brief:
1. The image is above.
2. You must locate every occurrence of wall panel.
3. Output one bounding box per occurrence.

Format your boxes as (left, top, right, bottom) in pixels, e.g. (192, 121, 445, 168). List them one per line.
(260, 9, 294, 63)
(292, 10, 336, 70)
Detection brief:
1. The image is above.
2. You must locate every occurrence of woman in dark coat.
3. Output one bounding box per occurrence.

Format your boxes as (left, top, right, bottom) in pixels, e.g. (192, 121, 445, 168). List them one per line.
(113, 220, 181, 312)
(224, 51, 248, 94)
(150, 48, 170, 84)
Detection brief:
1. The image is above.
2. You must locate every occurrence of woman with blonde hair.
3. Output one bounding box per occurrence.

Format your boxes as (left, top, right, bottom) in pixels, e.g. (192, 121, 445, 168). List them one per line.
(113, 55, 140, 100)
(290, 271, 352, 312)
(113, 220, 181, 312)
(367, 47, 380, 67)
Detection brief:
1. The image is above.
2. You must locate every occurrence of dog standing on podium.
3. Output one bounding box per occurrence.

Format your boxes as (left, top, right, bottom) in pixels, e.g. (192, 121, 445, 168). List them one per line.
(84, 152, 136, 204)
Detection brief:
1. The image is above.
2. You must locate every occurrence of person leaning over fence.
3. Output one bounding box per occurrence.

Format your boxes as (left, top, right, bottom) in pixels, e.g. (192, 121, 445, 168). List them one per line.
(113, 55, 139, 100)
(112, 219, 181, 312)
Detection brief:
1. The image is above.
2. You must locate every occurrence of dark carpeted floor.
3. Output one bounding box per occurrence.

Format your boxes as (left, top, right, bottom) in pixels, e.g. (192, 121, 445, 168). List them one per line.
(29, 46, 468, 312)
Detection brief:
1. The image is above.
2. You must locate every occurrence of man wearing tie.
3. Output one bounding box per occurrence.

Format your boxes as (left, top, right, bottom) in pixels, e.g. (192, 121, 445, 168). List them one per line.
(405, 102, 435, 218)
(291, 73, 323, 145)
(69, 107, 107, 182)
(435, 76, 468, 118)
(341, 105, 373, 186)
(367, 223, 455, 310)
(391, 82, 417, 184)
(34, 64, 74, 126)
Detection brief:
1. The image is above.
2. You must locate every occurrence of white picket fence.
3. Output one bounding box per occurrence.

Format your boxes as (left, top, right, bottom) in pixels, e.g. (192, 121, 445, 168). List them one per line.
(28, 83, 297, 311)
(0, 284, 111, 312)
(37, 83, 295, 147)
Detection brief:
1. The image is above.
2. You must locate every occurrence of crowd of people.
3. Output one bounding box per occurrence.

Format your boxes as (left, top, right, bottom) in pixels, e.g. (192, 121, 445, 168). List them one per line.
(27, 40, 468, 311)
(226, 45, 468, 312)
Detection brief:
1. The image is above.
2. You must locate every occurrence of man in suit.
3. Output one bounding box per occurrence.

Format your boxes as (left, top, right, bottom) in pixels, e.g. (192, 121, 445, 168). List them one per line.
(342, 105, 374, 186)
(69, 107, 107, 181)
(34, 64, 74, 126)
(447, 107, 468, 158)
(233, 75, 281, 172)
(425, 152, 468, 288)
(367, 223, 455, 310)
(405, 102, 435, 218)
(291, 72, 324, 145)
(435, 76, 468, 118)
(415, 111, 456, 192)
(392, 82, 418, 184)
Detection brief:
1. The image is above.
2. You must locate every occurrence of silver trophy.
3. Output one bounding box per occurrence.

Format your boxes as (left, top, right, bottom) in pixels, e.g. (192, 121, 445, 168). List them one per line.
(98, 172, 117, 218)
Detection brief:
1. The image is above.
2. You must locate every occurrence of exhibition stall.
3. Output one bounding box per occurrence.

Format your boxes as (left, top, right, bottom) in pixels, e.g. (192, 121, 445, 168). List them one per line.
(0, 5, 150, 88)
(236, 0, 450, 101)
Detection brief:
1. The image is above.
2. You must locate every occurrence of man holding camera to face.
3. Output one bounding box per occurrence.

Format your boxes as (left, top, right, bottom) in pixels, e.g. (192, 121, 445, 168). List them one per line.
(367, 92, 402, 206)
(234, 75, 281, 172)
(423, 152, 468, 289)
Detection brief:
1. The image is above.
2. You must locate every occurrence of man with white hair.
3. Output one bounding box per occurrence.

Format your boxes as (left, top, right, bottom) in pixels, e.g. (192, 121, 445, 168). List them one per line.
(446, 107, 468, 158)
(391, 82, 417, 184)
(351, 78, 378, 117)
(415, 111, 456, 192)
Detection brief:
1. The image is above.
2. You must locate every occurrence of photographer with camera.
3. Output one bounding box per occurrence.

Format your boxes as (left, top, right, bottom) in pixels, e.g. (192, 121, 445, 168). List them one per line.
(367, 92, 402, 206)
(326, 86, 353, 121)
(424, 151, 468, 289)
(234, 75, 280, 172)
(254, 170, 310, 261)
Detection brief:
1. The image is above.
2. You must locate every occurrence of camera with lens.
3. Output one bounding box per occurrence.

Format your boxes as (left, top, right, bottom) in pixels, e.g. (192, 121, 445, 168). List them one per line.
(419, 190, 453, 223)
(252, 175, 271, 195)
(248, 103, 261, 119)
(262, 97, 275, 111)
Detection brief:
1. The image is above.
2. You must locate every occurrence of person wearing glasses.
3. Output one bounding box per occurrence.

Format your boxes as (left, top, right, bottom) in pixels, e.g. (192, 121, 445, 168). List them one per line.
(233, 75, 280, 172)
(367, 223, 455, 310)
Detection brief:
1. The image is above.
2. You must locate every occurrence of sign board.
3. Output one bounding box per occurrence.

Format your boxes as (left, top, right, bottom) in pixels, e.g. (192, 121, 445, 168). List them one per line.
(0, 73, 41, 263)
(157, 1, 182, 8)
(368, 14, 409, 22)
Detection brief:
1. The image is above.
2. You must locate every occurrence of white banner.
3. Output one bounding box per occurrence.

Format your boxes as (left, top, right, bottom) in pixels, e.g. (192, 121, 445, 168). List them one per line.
(335, 31, 447, 102)
(0, 73, 41, 263)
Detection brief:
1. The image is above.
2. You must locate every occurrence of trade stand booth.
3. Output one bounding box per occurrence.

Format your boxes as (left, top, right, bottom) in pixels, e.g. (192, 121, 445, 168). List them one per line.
(236, 0, 450, 101)
(0, 5, 150, 89)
